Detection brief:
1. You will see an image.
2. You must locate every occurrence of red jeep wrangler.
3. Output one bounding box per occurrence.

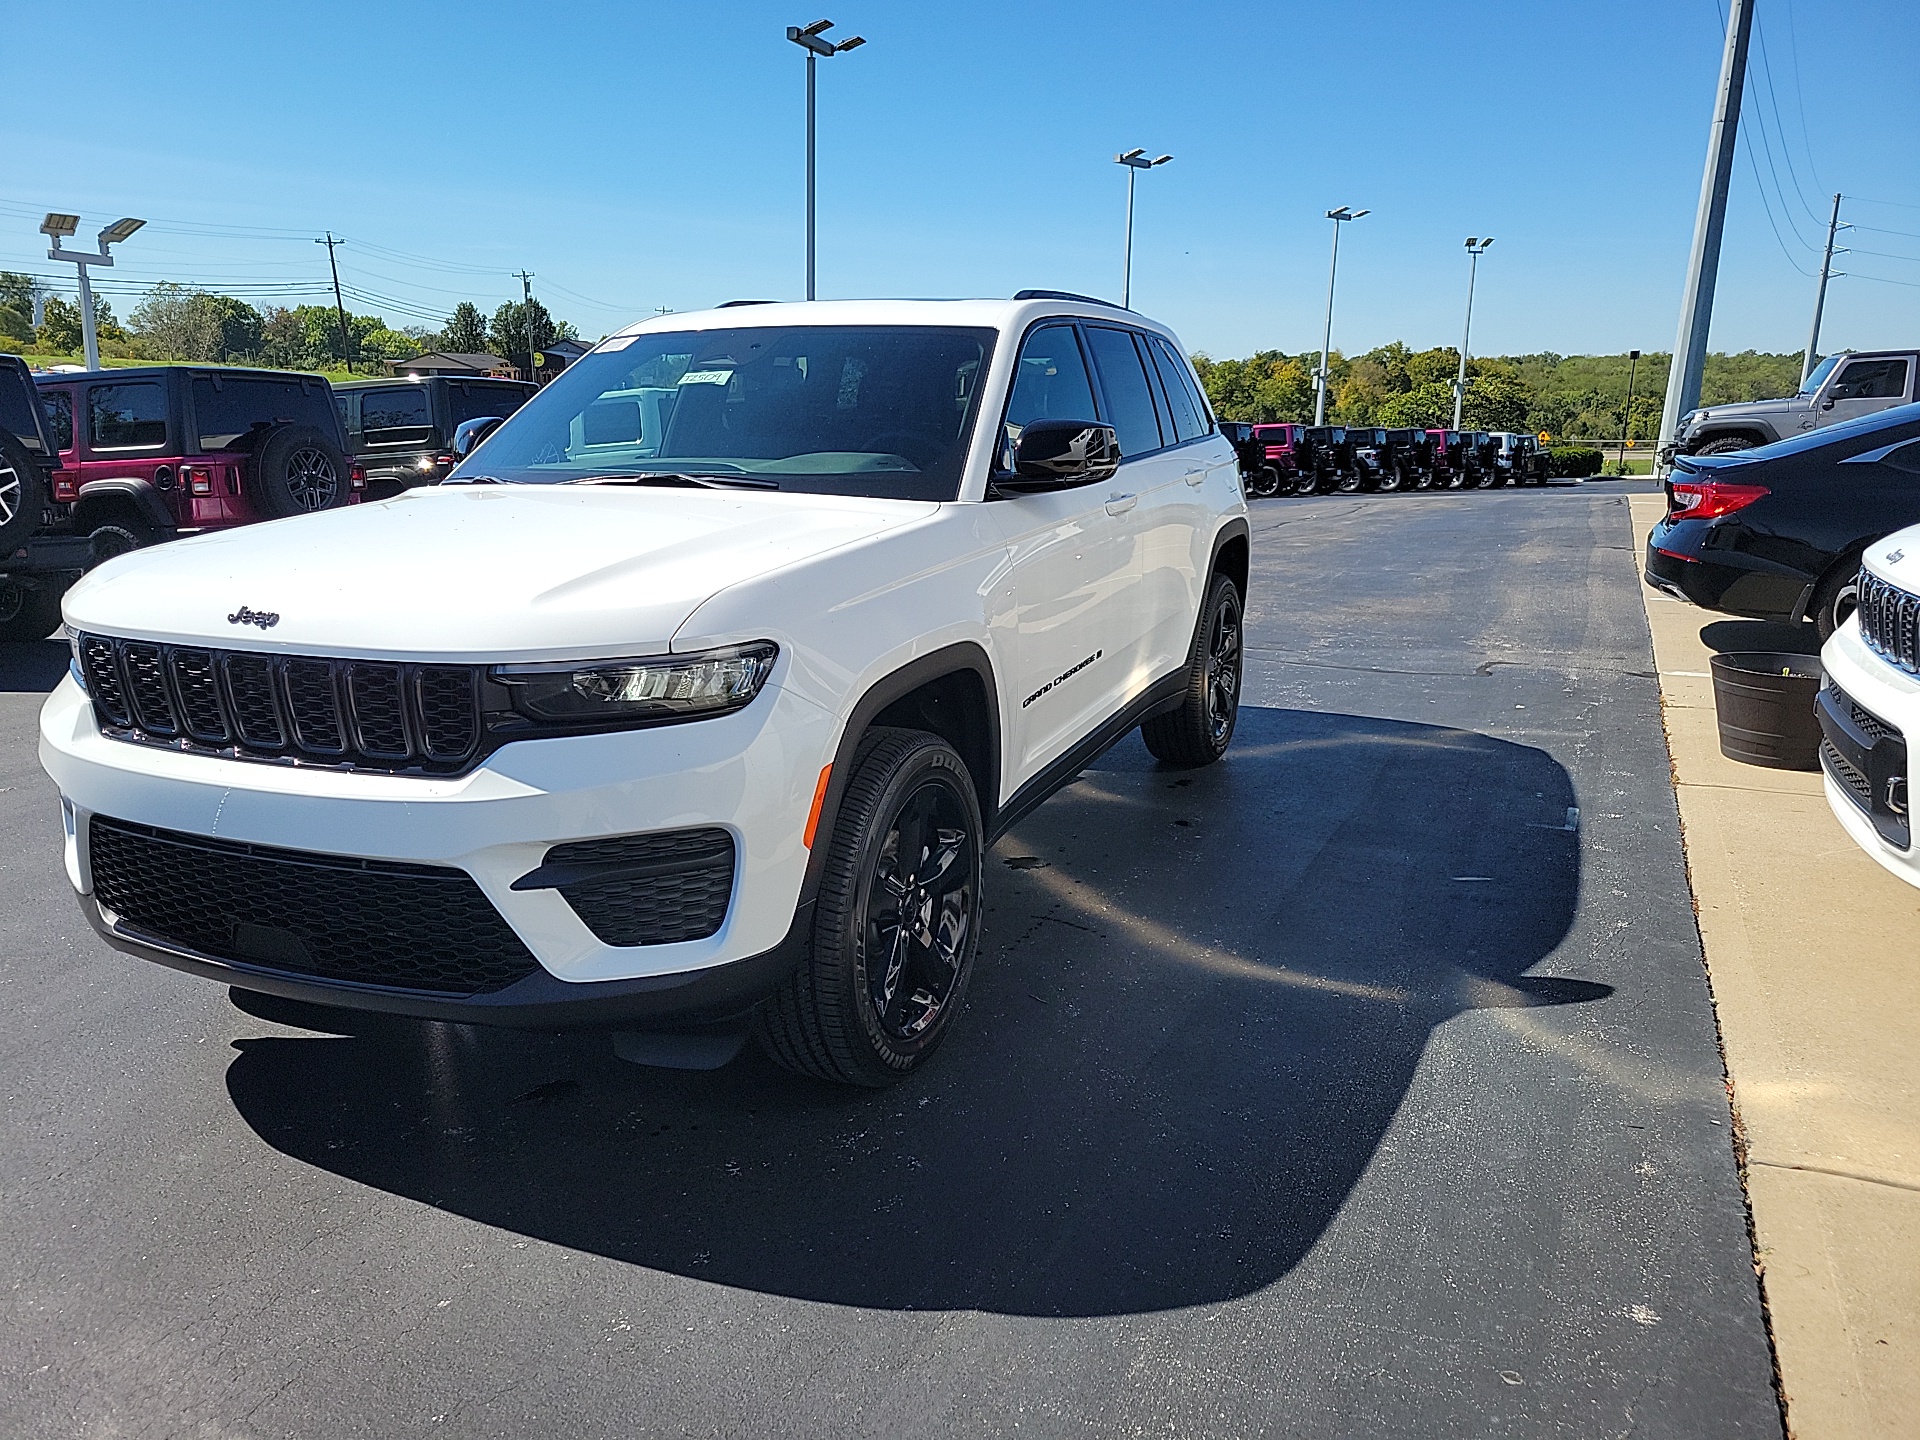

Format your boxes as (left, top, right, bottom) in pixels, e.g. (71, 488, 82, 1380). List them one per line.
(1, 365, 362, 641)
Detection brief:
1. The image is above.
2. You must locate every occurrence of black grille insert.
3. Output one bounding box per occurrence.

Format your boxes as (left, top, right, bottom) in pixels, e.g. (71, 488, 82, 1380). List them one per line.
(77, 634, 483, 775)
(540, 828, 735, 947)
(88, 817, 540, 995)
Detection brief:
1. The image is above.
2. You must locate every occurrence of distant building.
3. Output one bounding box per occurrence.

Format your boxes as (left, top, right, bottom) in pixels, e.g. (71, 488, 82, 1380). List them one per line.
(387, 351, 513, 377)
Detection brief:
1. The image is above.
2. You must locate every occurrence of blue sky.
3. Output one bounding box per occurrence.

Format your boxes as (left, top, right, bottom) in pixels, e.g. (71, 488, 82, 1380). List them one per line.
(3, 0, 1917, 361)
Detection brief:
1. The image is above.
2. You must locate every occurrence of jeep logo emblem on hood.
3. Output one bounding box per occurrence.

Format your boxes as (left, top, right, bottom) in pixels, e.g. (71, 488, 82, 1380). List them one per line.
(228, 606, 280, 629)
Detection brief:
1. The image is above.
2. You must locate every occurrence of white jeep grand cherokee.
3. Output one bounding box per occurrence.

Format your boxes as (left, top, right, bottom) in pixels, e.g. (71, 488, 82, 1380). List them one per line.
(40, 294, 1249, 1086)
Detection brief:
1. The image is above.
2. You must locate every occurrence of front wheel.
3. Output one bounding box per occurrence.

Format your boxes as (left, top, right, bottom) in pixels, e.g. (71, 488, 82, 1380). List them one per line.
(1694, 436, 1756, 457)
(0, 576, 67, 643)
(757, 728, 984, 1087)
(1247, 466, 1281, 499)
(1142, 574, 1242, 767)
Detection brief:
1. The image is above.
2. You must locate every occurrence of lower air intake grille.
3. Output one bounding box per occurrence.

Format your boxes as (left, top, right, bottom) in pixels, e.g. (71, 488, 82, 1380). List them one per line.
(88, 817, 540, 995)
(1821, 739, 1874, 811)
(544, 828, 735, 947)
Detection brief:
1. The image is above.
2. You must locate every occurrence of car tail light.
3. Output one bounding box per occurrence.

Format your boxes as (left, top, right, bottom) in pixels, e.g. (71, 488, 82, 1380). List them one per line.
(183, 464, 214, 496)
(1669, 479, 1769, 520)
(350, 461, 367, 490)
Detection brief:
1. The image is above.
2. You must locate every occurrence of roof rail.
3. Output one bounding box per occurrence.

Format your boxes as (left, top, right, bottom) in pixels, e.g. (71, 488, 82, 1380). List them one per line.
(718, 299, 776, 308)
(1012, 288, 1124, 309)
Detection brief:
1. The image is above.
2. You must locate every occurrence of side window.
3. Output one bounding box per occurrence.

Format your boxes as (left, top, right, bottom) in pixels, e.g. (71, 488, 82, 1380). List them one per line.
(1146, 336, 1205, 442)
(455, 384, 527, 424)
(1831, 359, 1910, 401)
(1084, 325, 1165, 458)
(1152, 336, 1212, 434)
(42, 390, 74, 452)
(193, 376, 338, 450)
(1003, 324, 1100, 446)
(360, 388, 435, 446)
(89, 382, 167, 450)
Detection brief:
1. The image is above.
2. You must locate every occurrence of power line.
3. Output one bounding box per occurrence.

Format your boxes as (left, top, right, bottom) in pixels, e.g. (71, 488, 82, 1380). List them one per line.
(1751, 16, 1825, 231)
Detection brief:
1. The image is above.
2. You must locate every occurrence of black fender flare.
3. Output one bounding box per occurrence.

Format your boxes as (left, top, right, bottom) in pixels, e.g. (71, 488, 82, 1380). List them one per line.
(72, 478, 175, 534)
(797, 640, 1003, 909)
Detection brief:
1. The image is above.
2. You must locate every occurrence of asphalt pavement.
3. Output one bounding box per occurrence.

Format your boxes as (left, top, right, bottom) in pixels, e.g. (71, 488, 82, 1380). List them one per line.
(0, 484, 1782, 1438)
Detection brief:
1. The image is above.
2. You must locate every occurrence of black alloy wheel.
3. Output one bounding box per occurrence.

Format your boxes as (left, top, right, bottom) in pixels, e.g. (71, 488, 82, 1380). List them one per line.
(1142, 573, 1243, 766)
(1377, 463, 1407, 493)
(758, 728, 984, 1086)
(1335, 466, 1365, 494)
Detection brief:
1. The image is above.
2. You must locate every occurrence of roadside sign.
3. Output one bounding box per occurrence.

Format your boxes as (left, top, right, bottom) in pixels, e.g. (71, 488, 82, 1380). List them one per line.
(1537, 431, 1551, 444)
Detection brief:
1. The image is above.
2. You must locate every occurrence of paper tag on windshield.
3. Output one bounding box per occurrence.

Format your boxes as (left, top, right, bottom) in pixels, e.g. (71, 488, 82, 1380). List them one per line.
(678, 369, 733, 386)
(598, 334, 639, 352)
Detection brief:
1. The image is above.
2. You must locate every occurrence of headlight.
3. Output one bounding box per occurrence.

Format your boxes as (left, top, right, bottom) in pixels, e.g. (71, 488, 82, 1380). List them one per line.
(493, 642, 778, 726)
(64, 625, 85, 692)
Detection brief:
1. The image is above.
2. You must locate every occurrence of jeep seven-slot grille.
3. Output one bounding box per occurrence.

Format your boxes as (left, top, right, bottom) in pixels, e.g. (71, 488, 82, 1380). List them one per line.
(1857, 570, 1920, 673)
(78, 634, 481, 774)
(88, 816, 539, 995)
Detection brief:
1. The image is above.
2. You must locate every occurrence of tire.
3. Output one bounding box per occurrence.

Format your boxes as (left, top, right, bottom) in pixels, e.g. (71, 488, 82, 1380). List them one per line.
(0, 576, 66, 643)
(1695, 436, 1758, 457)
(1377, 463, 1407, 494)
(0, 428, 48, 555)
(1141, 573, 1243, 768)
(1810, 559, 1863, 642)
(1247, 466, 1281, 500)
(251, 425, 352, 520)
(1335, 467, 1364, 494)
(757, 728, 985, 1087)
(89, 516, 157, 566)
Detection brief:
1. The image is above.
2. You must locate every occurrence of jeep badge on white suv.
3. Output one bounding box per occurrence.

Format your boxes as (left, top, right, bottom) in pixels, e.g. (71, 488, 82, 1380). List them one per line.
(41, 294, 1250, 1087)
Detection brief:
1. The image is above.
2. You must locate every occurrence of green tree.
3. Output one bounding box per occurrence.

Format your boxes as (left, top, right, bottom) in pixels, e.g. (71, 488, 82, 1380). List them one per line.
(37, 296, 85, 354)
(442, 301, 488, 353)
(0, 271, 36, 347)
(1376, 381, 1456, 429)
(1462, 375, 1533, 432)
(257, 306, 315, 369)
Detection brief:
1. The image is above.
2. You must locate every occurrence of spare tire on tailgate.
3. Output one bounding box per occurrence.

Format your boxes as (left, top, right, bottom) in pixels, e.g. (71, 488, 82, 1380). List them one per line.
(250, 424, 351, 520)
(0, 426, 49, 554)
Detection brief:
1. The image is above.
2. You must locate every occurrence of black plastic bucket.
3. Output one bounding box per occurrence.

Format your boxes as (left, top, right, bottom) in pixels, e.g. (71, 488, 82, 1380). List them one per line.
(1709, 651, 1824, 770)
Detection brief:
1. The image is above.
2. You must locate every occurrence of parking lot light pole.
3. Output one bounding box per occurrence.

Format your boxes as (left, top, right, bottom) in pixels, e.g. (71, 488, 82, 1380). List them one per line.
(1452, 237, 1493, 431)
(42, 213, 144, 372)
(1115, 149, 1172, 308)
(1315, 206, 1367, 426)
(787, 19, 866, 302)
(1620, 348, 1641, 470)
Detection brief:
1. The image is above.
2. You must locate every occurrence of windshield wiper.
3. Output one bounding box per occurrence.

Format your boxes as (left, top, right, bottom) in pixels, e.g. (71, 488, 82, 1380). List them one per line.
(566, 471, 780, 491)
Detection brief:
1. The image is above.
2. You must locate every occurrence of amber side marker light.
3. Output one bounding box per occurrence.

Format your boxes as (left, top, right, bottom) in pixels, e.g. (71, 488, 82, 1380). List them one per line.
(803, 765, 833, 849)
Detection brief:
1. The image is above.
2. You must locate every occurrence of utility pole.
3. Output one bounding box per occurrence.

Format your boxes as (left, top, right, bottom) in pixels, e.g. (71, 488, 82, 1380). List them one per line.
(1803, 193, 1848, 385)
(513, 270, 536, 380)
(1453, 237, 1494, 431)
(1620, 348, 1641, 472)
(1658, 0, 1755, 466)
(316, 233, 354, 374)
(1315, 207, 1367, 426)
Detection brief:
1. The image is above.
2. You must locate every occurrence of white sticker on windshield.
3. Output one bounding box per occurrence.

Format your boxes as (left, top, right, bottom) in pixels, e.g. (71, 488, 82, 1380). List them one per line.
(598, 333, 639, 352)
(677, 369, 733, 386)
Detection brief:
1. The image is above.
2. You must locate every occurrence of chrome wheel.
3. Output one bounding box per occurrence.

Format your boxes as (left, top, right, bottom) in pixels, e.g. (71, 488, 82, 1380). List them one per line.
(861, 778, 975, 1042)
(286, 447, 341, 511)
(1206, 589, 1242, 744)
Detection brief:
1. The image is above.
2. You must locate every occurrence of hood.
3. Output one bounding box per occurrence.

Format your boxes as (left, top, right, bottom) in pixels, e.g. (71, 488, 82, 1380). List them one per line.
(1686, 395, 1806, 427)
(62, 484, 938, 662)
(1864, 527, 1920, 592)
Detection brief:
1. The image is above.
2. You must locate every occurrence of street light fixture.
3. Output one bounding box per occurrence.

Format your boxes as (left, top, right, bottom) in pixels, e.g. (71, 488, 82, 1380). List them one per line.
(786, 17, 867, 302)
(41, 210, 145, 371)
(1314, 206, 1368, 425)
(1452, 236, 1493, 431)
(1115, 148, 1172, 308)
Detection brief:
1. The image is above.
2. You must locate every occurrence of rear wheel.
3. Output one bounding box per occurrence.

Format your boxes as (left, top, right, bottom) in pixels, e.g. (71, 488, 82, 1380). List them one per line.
(1141, 573, 1242, 767)
(757, 728, 984, 1087)
(1811, 560, 1863, 642)
(1247, 466, 1281, 499)
(1377, 463, 1407, 493)
(0, 576, 66, 643)
(1335, 467, 1364, 493)
(88, 516, 157, 566)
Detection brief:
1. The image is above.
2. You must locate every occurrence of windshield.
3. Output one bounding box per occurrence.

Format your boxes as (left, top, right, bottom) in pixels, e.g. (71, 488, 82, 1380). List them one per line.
(451, 324, 996, 500)
(1798, 353, 1842, 396)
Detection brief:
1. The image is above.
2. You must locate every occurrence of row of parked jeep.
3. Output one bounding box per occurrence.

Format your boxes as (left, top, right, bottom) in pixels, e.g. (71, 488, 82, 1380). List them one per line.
(1219, 422, 1554, 496)
(0, 358, 534, 642)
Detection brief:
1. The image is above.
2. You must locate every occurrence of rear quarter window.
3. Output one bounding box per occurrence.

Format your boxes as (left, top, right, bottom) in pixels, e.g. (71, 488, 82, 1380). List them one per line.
(454, 383, 531, 424)
(39, 389, 73, 452)
(191, 375, 340, 450)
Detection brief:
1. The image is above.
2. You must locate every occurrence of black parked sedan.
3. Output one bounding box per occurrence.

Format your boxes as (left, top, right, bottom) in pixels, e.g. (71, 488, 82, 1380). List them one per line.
(1643, 402, 1920, 639)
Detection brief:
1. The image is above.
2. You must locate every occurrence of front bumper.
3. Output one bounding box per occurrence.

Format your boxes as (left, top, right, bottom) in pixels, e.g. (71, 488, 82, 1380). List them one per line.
(39, 673, 838, 1022)
(1817, 622, 1920, 888)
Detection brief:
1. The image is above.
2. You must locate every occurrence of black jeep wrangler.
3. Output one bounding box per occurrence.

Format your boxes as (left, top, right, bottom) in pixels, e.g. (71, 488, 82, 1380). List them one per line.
(335, 375, 535, 499)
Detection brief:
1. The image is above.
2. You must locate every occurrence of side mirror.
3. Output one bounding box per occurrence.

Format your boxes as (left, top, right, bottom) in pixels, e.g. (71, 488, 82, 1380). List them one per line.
(993, 420, 1120, 494)
(452, 416, 504, 458)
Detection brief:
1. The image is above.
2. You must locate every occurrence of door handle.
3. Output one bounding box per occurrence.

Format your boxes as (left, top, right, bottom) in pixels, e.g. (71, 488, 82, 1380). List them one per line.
(1104, 492, 1138, 516)
(1184, 467, 1206, 487)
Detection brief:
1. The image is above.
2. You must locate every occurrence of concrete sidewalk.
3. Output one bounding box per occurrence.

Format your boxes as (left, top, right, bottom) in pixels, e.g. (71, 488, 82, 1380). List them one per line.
(1631, 494, 1920, 1438)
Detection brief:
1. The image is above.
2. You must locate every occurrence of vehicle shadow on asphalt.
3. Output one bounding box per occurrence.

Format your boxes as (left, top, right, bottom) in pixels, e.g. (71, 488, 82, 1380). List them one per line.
(221, 704, 1607, 1317)
(0, 638, 68, 693)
